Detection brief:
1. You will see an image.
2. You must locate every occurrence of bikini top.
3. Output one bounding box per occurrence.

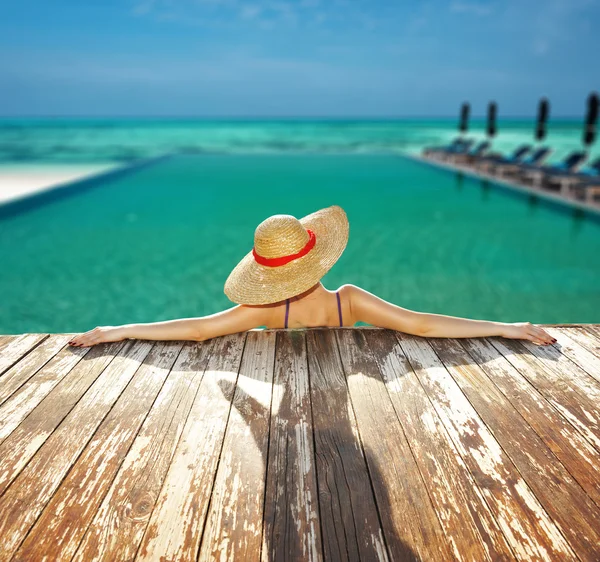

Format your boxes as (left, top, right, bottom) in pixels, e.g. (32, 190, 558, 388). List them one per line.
(284, 290, 343, 329)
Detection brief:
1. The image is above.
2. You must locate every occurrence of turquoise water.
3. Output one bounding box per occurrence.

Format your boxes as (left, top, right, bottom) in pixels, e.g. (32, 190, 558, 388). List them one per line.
(1, 118, 598, 165)
(1, 153, 599, 334)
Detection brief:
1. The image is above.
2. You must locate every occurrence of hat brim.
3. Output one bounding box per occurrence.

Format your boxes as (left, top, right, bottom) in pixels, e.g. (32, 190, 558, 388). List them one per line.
(224, 205, 349, 305)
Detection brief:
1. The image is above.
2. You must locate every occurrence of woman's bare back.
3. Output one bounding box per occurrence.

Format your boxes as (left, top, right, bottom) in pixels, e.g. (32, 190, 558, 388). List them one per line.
(263, 285, 351, 329)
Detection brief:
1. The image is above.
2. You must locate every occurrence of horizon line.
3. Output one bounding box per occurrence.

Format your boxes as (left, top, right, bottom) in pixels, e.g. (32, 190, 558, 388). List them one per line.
(0, 114, 587, 120)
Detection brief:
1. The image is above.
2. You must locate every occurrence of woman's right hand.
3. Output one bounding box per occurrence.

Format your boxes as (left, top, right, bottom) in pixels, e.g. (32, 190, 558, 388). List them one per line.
(501, 322, 557, 346)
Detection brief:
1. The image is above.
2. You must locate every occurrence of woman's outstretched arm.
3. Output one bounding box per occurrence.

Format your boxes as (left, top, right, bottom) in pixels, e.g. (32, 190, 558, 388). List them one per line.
(68, 305, 271, 347)
(346, 284, 556, 345)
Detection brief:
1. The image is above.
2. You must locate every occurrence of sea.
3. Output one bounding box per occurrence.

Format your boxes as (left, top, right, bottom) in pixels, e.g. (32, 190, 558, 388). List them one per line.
(0, 117, 597, 166)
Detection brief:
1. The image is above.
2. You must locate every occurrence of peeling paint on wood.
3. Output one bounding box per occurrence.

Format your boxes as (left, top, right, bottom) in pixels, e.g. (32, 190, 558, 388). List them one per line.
(13, 341, 185, 562)
(430, 336, 600, 560)
(461, 337, 600, 509)
(0, 340, 125, 495)
(397, 333, 577, 561)
(0, 341, 90, 443)
(0, 340, 153, 562)
(0, 326, 599, 562)
(71, 340, 215, 561)
(0, 334, 47, 376)
(366, 330, 515, 562)
(261, 330, 323, 562)
(135, 334, 247, 562)
(0, 334, 71, 406)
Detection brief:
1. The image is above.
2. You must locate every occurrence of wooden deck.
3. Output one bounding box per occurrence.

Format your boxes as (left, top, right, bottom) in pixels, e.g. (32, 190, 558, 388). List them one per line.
(1, 326, 600, 561)
(415, 153, 600, 216)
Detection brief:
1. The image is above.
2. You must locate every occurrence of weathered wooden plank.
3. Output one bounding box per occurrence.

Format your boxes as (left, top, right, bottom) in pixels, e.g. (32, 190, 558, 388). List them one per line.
(583, 325, 600, 340)
(0, 335, 69, 405)
(461, 337, 600, 508)
(544, 327, 600, 384)
(13, 341, 185, 562)
(337, 329, 457, 561)
(261, 330, 323, 562)
(0, 333, 47, 376)
(0, 343, 90, 443)
(365, 330, 515, 562)
(489, 337, 600, 452)
(430, 336, 600, 560)
(135, 333, 247, 562)
(0, 335, 14, 351)
(519, 337, 600, 401)
(396, 333, 577, 561)
(306, 329, 390, 562)
(0, 341, 125, 494)
(557, 327, 600, 356)
(71, 340, 215, 562)
(197, 330, 276, 561)
(0, 340, 153, 562)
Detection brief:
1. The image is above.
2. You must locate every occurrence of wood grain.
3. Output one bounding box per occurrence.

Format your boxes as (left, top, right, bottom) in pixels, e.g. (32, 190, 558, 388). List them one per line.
(0, 340, 153, 562)
(396, 333, 577, 561)
(489, 337, 600, 452)
(365, 329, 515, 562)
(0, 334, 71, 405)
(135, 333, 247, 562)
(306, 329, 390, 562)
(430, 336, 600, 561)
(13, 341, 185, 562)
(0, 341, 90, 443)
(545, 327, 600, 384)
(0, 333, 47, 376)
(72, 340, 215, 562)
(261, 330, 323, 562)
(0, 340, 125, 495)
(197, 330, 276, 561)
(461, 337, 600, 508)
(0, 326, 598, 562)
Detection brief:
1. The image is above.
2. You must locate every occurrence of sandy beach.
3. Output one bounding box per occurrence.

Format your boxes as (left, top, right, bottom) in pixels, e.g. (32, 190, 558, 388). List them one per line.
(0, 163, 119, 206)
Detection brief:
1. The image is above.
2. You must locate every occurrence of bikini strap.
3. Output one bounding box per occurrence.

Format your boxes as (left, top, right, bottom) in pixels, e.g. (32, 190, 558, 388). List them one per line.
(336, 291, 343, 327)
(284, 298, 290, 329)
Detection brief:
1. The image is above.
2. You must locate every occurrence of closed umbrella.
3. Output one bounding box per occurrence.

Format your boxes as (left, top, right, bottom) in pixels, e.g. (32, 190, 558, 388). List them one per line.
(487, 101, 497, 138)
(459, 102, 470, 135)
(535, 97, 550, 142)
(583, 91, 599, 148)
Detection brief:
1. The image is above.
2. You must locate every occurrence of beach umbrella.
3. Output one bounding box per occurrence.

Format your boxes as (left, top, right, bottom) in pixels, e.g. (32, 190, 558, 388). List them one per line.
(583, 91, 599, 147)
(487, 101, 497, 138)
(459, 102, 470, 134)
(535, 97, 550, 142)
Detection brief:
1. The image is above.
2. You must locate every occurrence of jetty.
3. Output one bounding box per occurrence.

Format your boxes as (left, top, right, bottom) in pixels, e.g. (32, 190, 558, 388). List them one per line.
(1, 326, 600, 561)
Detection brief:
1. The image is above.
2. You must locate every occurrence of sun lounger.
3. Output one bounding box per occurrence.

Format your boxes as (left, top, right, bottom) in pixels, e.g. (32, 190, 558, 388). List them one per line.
(550, 158, 600, 198)
(450, 140, 491, 164)
(423, 137, 463, 156)
(521, 151, 587, 188)
(572, 177, 600, 203)
(424, 138, 475, 161)
(475, 144, 532, 173)
(493, 147, 552, 178)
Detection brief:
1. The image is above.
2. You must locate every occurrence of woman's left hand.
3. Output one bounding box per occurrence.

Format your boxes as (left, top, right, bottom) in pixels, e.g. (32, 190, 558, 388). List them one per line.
(69, 326, 125, 347)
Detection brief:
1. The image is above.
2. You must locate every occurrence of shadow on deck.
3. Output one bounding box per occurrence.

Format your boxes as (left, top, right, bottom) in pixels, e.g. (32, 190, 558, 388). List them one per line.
(0, 325, 600, 561)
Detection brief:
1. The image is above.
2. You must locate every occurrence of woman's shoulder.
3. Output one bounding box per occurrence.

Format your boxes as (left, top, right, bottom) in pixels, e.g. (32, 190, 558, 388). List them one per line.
(336, 283, 369, 301)
(335, 284, 368, 324)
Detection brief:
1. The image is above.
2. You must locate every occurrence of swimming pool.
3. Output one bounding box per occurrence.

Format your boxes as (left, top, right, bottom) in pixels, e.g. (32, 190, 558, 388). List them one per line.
(1, 153, 599, 334)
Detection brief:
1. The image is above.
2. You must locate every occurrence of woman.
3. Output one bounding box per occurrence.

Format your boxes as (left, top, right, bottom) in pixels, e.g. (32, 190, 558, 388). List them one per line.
(68, 205, 556, 348)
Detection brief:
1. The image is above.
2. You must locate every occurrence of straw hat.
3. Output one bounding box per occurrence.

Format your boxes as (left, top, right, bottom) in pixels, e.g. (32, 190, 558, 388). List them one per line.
(224, 205, 349, 305)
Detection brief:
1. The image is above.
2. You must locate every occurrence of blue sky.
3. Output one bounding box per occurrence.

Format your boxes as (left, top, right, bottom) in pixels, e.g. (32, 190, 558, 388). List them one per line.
(1, 0, 598, 117)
